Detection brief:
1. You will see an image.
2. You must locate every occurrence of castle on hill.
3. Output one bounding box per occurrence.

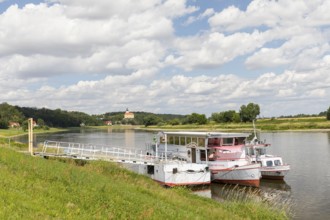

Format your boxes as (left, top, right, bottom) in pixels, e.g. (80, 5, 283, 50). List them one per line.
(124, 108, 134, 119)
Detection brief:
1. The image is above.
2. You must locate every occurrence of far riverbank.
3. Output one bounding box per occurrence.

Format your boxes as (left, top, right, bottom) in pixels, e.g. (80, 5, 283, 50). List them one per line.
(2, 116, 330, 140)
(142, 117, 330, 132)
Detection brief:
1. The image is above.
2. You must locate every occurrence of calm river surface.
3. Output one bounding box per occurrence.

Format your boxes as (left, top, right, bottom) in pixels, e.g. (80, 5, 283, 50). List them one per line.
(14, 128, 330, 220)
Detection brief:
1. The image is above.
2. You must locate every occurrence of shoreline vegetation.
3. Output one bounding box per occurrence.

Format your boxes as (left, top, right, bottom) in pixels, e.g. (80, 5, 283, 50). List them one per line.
(142, 117, 330, 132)
(1, 117, 330, 139)
(0, 127, 68, 138)
(0, 146, 290, 219)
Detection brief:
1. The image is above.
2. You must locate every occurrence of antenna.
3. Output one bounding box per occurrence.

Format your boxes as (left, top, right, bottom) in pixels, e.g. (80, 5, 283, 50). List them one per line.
(252, 120, 258, 142)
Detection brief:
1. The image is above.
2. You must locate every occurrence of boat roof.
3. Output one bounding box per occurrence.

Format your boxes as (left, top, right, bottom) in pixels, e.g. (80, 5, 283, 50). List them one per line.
(160, 131, 249, 138)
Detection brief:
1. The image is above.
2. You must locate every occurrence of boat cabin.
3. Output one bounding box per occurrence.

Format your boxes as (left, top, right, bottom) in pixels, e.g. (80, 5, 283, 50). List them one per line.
(158, 131, 208, 164)
(246, 146, 267, 156)
(207, 135, 248, 161)
(157, 131, 250, 163)
(263, 157, 283, 166)
(246, 146, 284, 167)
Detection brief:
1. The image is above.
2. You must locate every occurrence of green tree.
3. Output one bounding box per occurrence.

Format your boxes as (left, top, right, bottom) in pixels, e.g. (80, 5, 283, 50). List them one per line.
(185, 113, 207, 125)
(327, 106, 330, 120)
(21, 120, 28, 131)
(210, 112, 221, 123)
(232, 112, 241, 123)
(0, 102, 24, 125)
(223, 110, 237, 123)
(169, 118, 180, 126)
(0, 118, 8, 129)
(211, 110, 240, 123)
(37, 118, 45, 127)
(239, 103, 260, 122)
(143, 115, 161, 127)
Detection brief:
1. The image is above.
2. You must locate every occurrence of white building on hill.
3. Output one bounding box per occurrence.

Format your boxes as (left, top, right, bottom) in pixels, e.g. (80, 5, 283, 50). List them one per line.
(124, 108, 134, 119)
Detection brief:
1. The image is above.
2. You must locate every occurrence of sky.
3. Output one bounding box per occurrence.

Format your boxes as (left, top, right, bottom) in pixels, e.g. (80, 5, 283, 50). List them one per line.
(0, 0, 329, 117)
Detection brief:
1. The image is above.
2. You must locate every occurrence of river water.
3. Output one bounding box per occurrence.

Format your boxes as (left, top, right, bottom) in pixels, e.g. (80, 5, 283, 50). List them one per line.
(14, 128, 330, 220)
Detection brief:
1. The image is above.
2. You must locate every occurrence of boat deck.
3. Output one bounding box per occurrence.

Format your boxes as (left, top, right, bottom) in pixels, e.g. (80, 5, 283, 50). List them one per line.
(38, 140, 163, 165)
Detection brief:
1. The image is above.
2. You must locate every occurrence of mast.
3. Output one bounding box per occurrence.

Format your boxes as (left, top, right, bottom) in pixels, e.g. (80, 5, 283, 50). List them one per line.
(164, 133, 167, 161)
(252, 120, 258, 143)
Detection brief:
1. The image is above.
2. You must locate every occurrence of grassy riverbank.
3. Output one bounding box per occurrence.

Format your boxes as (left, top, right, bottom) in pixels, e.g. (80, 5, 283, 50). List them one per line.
(0, 146, 289, 219)
(0, 127, 67, 137)
(0, 127, 69, 150)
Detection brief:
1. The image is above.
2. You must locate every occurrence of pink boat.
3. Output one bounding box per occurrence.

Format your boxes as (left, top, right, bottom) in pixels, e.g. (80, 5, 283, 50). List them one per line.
(207, 134, 261, 187)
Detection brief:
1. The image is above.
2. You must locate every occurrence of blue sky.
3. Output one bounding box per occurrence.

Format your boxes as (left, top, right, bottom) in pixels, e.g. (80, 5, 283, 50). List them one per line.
(0, 0, 329, 116)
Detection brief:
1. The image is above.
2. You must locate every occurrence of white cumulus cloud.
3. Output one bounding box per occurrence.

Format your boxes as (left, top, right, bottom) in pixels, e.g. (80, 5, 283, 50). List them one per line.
(0, 0, 329, 117)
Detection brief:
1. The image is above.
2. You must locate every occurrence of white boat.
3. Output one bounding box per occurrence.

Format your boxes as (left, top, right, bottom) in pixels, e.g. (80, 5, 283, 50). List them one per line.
(122, 161, 210, 187)
(40, 140, 210, 187)
(245, 121, 290, 180)
(154, 131, 261, 187)
(146, 132, 211, 187)
(246, 139, 290, 180)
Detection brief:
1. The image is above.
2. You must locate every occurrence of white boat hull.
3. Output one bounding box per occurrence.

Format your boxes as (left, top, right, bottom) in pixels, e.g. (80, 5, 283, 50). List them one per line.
(209, 162, 261, 187)
(121, 162, 211, 187)
(260, 165, 290, 180)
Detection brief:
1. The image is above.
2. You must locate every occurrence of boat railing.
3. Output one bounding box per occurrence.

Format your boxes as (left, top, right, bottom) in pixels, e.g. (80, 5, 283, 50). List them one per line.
(40, 140, 181, 164)
(185, 142, 198, 148)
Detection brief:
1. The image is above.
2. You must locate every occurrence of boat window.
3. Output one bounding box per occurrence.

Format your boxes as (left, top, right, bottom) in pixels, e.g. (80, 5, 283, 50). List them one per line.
(200, 150, 206, 161)
(256, 148, 266, 155)
(255, 149, 260, 155)
(198, 138, 205, 147)
(147, 165, 154, 174)
(247, 148, 255, 155)
(266, 160, 273, 167)
(192, 137, 197, 145)
(180, 137, 185, 145)
(236, 137, 245, 145)
(208, 138, 214, 146)
(223, 138, 233, 146)
(175, 136, 180, 145)
(168, 136, 174, 144)
(186, 137, 191, 144)
(274, 160, 281, 166)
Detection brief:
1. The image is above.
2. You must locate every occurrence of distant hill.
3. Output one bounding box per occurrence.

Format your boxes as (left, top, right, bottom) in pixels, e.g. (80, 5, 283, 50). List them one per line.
(16, 106, 102, 127)
(103, 111, 187, 125)
(0, 102, 187, 128)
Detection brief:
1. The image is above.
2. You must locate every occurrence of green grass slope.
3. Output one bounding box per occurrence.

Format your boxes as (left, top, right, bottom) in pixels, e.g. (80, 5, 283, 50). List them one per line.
(0, 147, 288, 219)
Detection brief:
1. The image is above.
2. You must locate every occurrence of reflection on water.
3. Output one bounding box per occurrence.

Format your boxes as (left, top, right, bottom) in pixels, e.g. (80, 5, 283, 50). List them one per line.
(262, 132, 330, 220)
(260, 179, 291, 191)
(193, 180, 293, 215)
(125, 129, 135, 148)
(14, 128, 155, 150)
(213, 182, 293, 214)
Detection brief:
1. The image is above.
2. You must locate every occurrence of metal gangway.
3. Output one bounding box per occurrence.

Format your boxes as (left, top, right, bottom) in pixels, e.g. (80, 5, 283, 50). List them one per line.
(39, 140, 161, 165)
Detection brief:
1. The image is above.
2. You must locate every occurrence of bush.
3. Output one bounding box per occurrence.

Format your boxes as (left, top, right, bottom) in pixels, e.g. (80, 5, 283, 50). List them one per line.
(0, 119, 8, 129)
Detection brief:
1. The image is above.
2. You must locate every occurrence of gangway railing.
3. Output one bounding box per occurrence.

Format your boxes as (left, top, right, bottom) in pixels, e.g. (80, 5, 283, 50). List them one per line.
(40, 140, 165, 164)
